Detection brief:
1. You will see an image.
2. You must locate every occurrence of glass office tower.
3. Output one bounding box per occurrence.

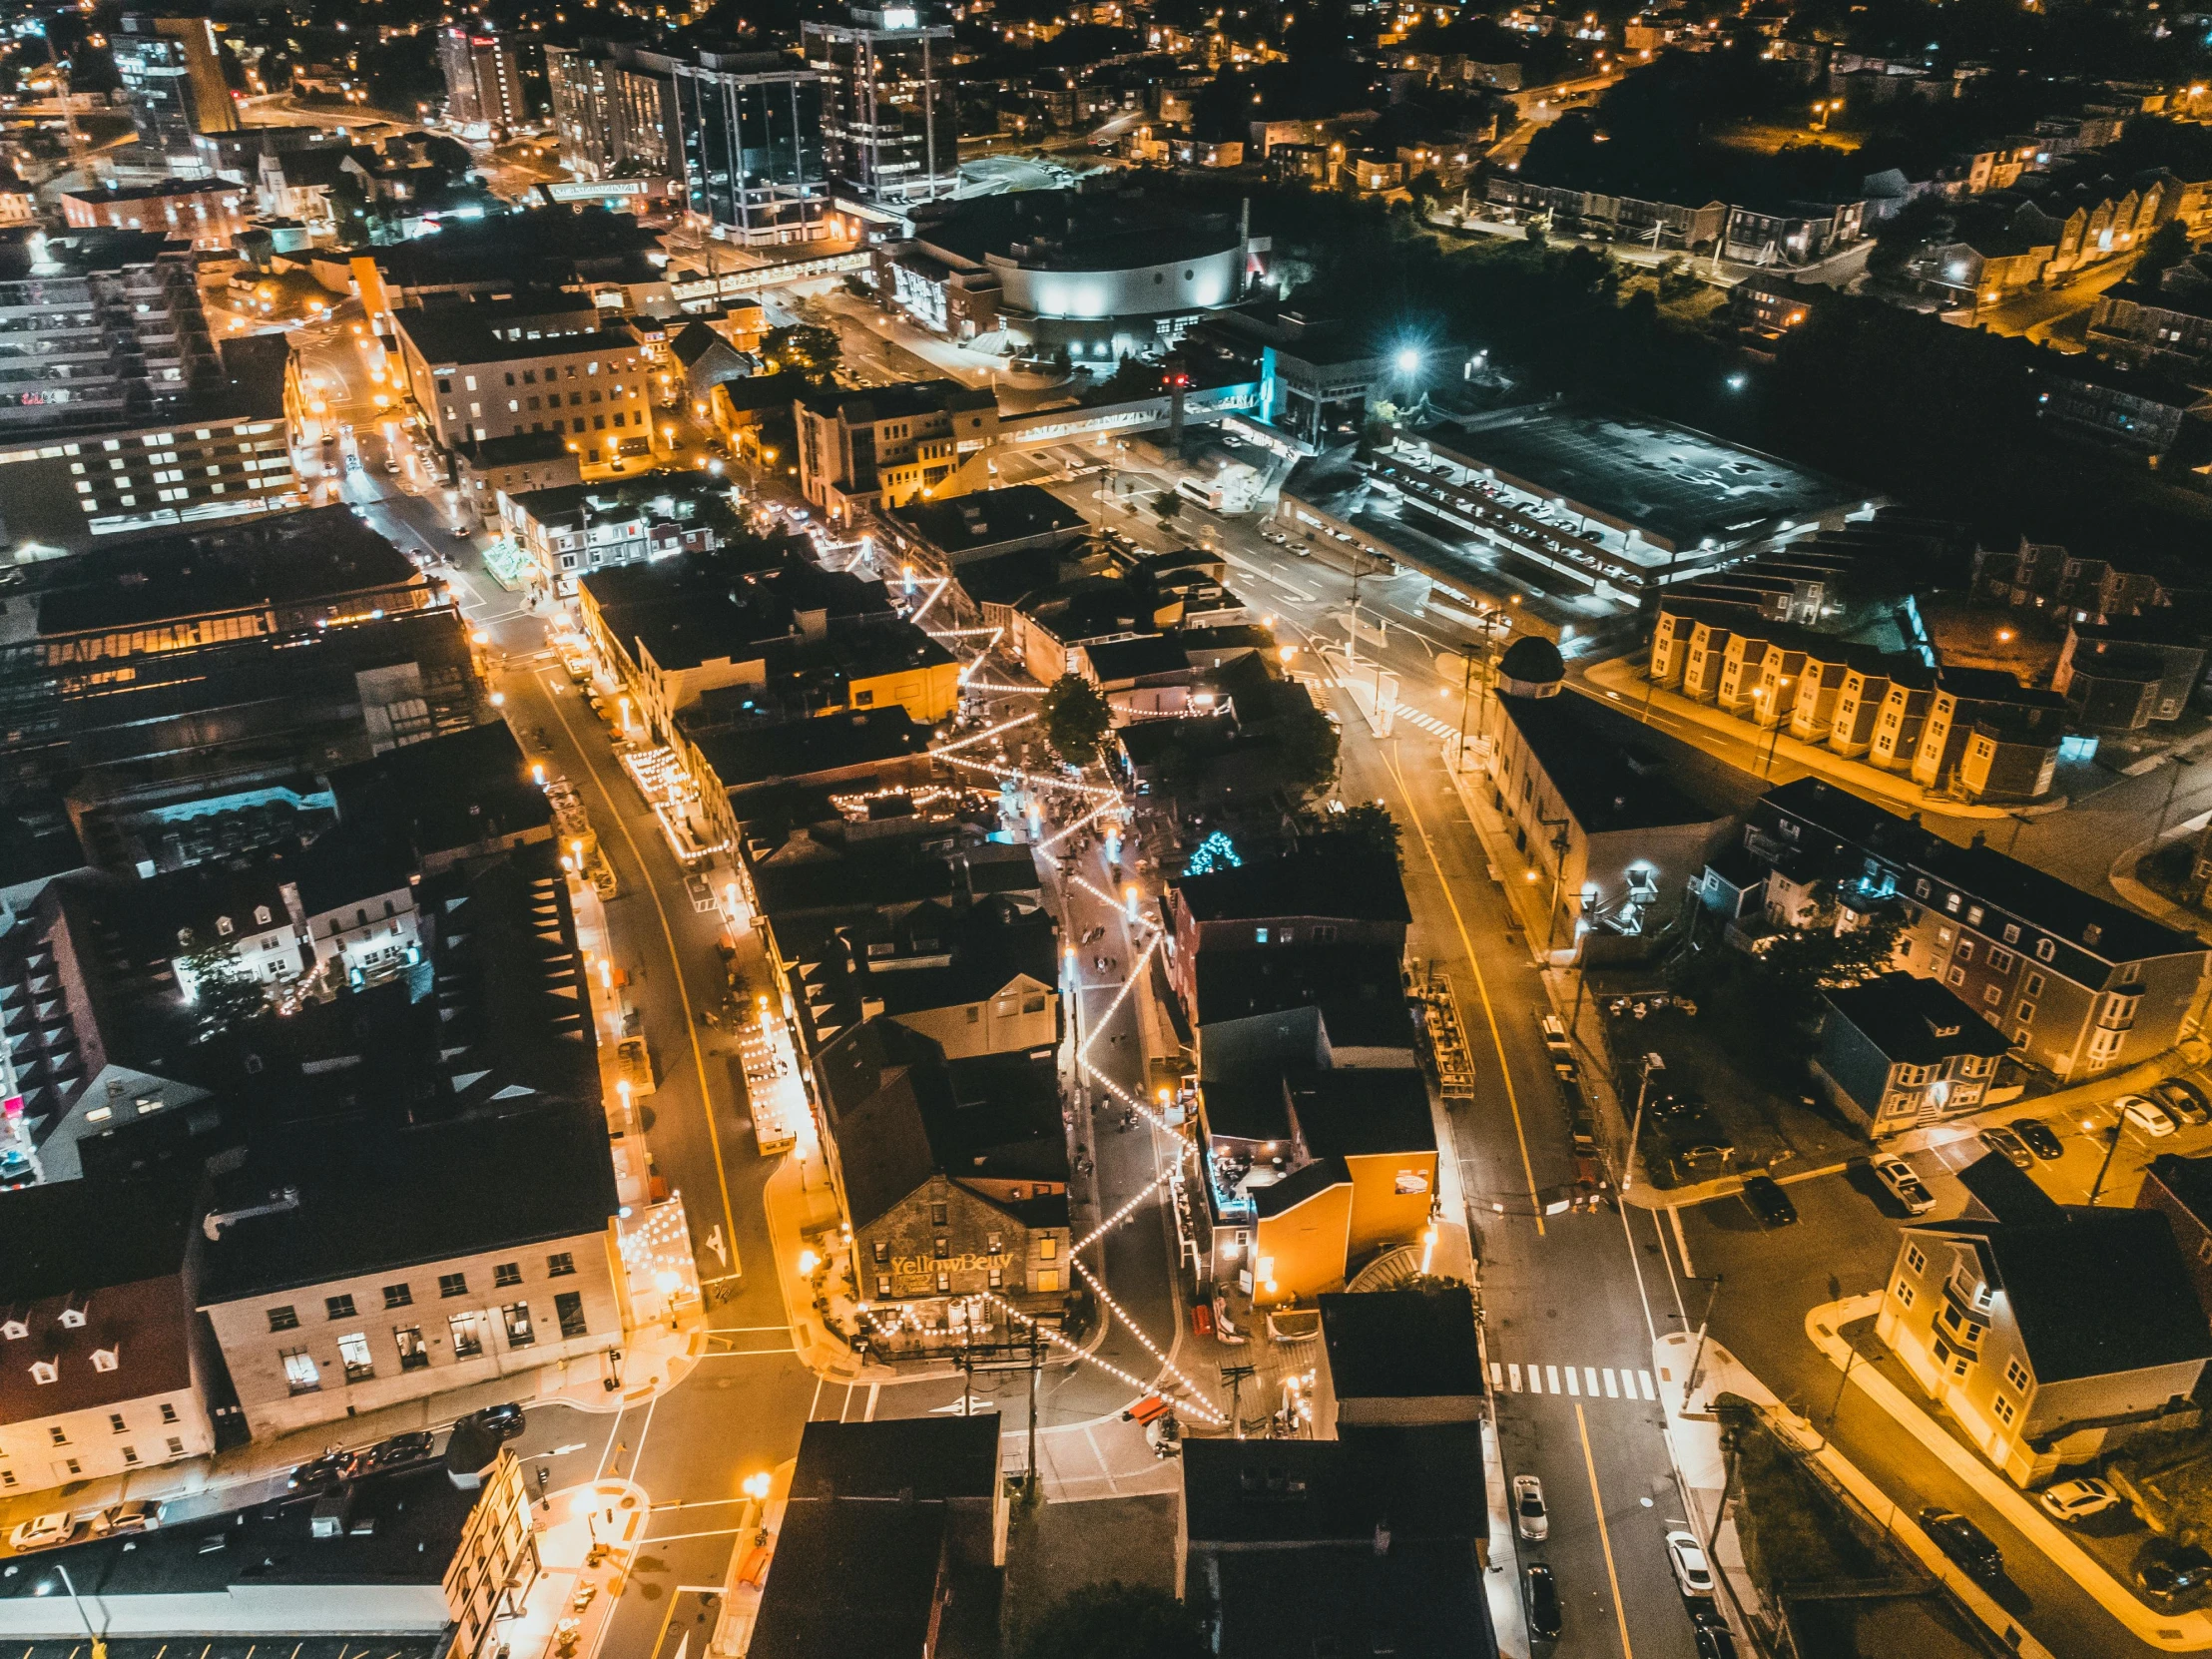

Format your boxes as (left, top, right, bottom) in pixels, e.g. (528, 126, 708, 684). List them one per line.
(673, 55, 828, 244)
(801, 6, 956, 211)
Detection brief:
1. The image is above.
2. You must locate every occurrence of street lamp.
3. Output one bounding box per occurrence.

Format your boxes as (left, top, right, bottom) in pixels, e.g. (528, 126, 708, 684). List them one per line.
(44, 1564, 104, 1659)
(1621, 1052, 1666, 1194)
(2085, 1117, 2124, 1206)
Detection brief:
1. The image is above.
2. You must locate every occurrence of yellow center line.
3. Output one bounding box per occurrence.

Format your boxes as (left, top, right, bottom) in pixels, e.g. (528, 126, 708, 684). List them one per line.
(536, 670, 742, 1274)
(1377, 745, 1545, 1236)
(1576, 1401, 1636, 1659)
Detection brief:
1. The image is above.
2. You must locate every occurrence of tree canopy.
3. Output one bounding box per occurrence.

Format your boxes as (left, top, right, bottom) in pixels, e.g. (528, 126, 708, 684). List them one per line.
(1042, 674, 1113, 769)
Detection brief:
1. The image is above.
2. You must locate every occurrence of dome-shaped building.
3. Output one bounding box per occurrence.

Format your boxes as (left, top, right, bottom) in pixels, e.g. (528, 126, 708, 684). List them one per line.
(1495, 634, 1564, 699)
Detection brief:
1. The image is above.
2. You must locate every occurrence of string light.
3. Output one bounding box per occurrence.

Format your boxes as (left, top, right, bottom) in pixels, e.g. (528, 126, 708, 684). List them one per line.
(907, 575, 952, 629)
(930, 712, 1038, 759)
(1074, 1172, 1167, 1255)
(1071, 1259, 1225, 1419)
(982, 1291, 1225, 1424)
(1040, 799, 1120, 853)
(938, 751, 1119, 800)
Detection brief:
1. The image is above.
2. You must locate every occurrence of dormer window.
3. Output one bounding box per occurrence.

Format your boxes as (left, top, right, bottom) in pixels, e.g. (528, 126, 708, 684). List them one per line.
(255, 905, 273, 925)
(0, 1314, 26, 1341)
(58, 1294, 89, 1329)
(216, 915, 235, 937)
(91, 1348, 117, 1373)
(29, 1361, 57, 1385)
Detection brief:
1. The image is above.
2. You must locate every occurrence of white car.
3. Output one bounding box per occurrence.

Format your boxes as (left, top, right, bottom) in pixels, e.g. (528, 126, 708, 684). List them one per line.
(2120, 1095, 2179, 1138)
(1512, 1473, 1548, 1541)
(9, 1512, 72, 1552)
(1872, 1155, 1936, 1215)
(2038, 1477, 2121, 1522)
(1666, 1529, 1715, 1597)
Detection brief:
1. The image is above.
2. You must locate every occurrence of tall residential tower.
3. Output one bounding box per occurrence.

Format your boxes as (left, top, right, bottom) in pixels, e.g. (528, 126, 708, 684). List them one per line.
(801, 5, 956, 224)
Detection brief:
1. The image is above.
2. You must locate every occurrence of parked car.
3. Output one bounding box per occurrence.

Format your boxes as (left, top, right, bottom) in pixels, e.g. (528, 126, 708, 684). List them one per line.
(1871, 1155, 1936, 1215)
(1526, 1562, 1562, 1640)
(1513, 1473, 1549, 1541)
(1978, 1126, 2034, 1169)
(287, 1447, 354, 1491)
(2038, 1477, 2121, 1523)
(2138, 1543, 2212, 1607)
(1921, 1508, 2002, 1580)
(9, 1512, 74, 1552)
(471, 1401, 527, 1441)
(0, 1149, 33, 1191)
(2119, 1096, 2179, 1139)
(356, 1430, 435, 1473)
(2152, 1080, 2211, 1126)
(1693, 1624, 1739, 1659)
(2008, 1119, 2064, 1161)
(88, 1499, 162, 1536)
(1739, 1175, 1798, 1229)
(1665, 1529, 1715, 1596)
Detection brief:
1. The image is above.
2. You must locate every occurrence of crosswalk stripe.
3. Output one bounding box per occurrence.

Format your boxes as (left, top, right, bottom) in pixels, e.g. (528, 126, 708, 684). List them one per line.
(1603, 1369, 1620, 1398)
(1508, 1363, 1522, 1392)
(1638, 1371, 1657, 1400)
(1564, 1367, 1580, 1396)
(1585, 1367, 1600, 1396)
(1545, 1365, 1560, 1393)
(1491, 1362, 1503, 1389)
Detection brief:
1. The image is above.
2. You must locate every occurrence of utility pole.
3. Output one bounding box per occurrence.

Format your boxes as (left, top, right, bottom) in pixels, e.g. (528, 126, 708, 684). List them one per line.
(1621, 1051, 1665, 1194)
(1221, 1362, 1256, 1439)
(1683, 1272, 1723, 1407)
(2086, 1119, 2123, 1206)
(1026, 1328, 1042, 1497)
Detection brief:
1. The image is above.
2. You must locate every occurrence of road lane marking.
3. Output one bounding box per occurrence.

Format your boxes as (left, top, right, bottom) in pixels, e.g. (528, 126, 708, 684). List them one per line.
(536, 669, 743, 1267)
(1637, 1371, 1657, 1400)
(1492, 1363, 1504, 1389)
(1564, 1368, 1580, 1395)
(865, 1382, 881, 1421)
(1376, 746, 1544, 1235)
(1576, 1402, 1636, 1659)
(1508, 1364, 1522, 1391)
(1668, 1206, 1696, 1282)
(1586, 1367, 1601, 1396)
(1603, 1369, 1620, 1397)
(1547, 1366, 1563, 1393)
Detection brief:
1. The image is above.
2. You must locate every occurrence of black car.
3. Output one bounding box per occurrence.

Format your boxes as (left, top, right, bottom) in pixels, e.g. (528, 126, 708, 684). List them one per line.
(1740, 1175, 1798, 1229)
(2007, 1119, 2065, 1161)
(286, 1447, 354, 1491)
(471, 1402, 527, 1441)
(356, 1430, 435, 1473)
(1693, 1625, 1739, 1659)
(1921, 1508, 2002, 1581)
(2138, 1544, 2212, 1607)
(1526, 1562, 1562, 1641)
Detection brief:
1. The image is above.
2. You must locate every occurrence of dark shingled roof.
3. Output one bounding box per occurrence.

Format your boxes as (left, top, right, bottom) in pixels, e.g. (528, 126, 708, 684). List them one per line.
(1496, 693, 1729, 833)
(1908, 1203, 2212, 1383)
(788, 1415, 1001, 1501)
(1289, 1069, 1436, 1159)
(1320, 1286, 1483, 1402)
(1173, 844, 1410, 927)
(1252, 1155, 1351, 1219)
(1821, 973, 2013, 1067)
(1183, 1424, 1486, 1545)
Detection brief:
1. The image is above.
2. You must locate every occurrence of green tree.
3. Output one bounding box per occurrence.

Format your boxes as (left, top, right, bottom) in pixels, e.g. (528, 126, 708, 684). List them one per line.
(762, 324, 841, 382)
(1333, 800, 1401, 861)
(1405, 168, 1446, 216)
(1019, 1581, 1208, 1659)
(1751, 909, 1909, 1024)
(178, 944, 270, 1042)
(1042, 673, 1113, 768)
(2136, 219, 2192, 281)
(1273, 703, 1342, 795)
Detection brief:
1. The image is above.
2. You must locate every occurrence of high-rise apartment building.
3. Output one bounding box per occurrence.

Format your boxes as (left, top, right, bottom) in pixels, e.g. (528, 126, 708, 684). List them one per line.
(113, 14, 239, 175)
(673, 52, 829, 244)
(801, 5, 956, 218)
(0, 229, 220, 432)
(438, 26, 523, 140)
(545, 42, 681, 182)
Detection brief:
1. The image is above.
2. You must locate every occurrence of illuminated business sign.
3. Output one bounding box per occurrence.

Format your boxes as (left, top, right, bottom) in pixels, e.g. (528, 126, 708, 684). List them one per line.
(539, 179, 665, 204)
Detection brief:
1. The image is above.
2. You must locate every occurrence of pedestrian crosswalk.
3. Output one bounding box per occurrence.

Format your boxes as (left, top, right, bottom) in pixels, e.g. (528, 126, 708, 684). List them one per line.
(1489, 1361, 1659, 1403)
(1389, 702, 1461, 741)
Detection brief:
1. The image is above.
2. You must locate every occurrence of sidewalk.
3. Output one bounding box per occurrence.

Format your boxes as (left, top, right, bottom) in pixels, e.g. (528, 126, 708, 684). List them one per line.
(1654, 1328, 2061, 1659)
(1805, 1295, 2212, 1652)
(507, 1476, 651, 1659)
(1579, 658, 2026, 822)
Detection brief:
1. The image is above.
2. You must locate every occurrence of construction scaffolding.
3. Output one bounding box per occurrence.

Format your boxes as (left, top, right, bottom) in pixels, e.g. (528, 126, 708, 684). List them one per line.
(1407, 962, 1477, 1101)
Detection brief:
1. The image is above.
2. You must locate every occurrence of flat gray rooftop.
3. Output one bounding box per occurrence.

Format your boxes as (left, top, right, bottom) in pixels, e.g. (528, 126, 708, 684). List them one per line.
(1428, 401, 1866, 553)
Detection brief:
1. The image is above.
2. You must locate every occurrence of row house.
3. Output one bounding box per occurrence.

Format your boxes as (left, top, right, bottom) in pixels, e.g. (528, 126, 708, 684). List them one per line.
(1968, 537, 2166, 623)
(1748, 778, 2211, 1081)
(2086, 253, 2212, 383)
(2053, 618, 2206, 731)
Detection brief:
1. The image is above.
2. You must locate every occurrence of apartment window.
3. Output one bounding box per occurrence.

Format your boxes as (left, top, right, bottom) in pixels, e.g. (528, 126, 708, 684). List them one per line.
(437, 377, 451, 394)
(2035, 938, 2055, 962)
(1987, 946, 2013, 974)
(325, 1295, 356, 1321)
(876, 1275, 892, 1298)
(383, 1283, 412, 1310)
(873, 1241, 890, 1264)
(439, 1273, 468, 1298)
(393, 1324, 430, 1372)
(464, 375, 477, 392)
(931, 1202, 948, 1226)
(1895, 1282, 1916, 1308)
(160, 1402, 178, 1424)
(281, 1350, 320, 1393)
(556, 1292, 588, 1339)
(337, 1333, 374, 1382)
(1039, 1238, 1059, 1260)
(1905, 1244, 1927, 1276)
(936, 1270, 951, 1292)
(501, 1303, 535, 1348)
(934, 1237, 948, 1260)
(1992, 1394, 2016, 1425)
(1038, 1270, 1060, 1293)
(1966, 904, 1984, 926)
(109, 1413, 126, 1434)
(164, 1438, 182, 1458)
(47, 1426, 65, 1445)
(267, 1305, 299, 1333)
(547, 1252, 576, 1278)
(1945, 966, 1965, 987)
(493, 1262, 523, 1289)
(62, 1459, 80, 1476)
(2023, 970, 2046, 997)
(1983, 985, 2002, 1007)
(449, 1312, 485, 1360)
(2017, 1000, 2037, 1023)
(1944, 893, 1961, 914)
(2005, 1357, 2030, 1391)
(1955, 939, 1974, 963)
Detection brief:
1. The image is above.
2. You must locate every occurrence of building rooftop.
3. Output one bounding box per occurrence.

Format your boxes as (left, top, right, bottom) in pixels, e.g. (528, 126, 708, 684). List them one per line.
(888, 484, 1088, 557)
(1496, 693, 1729, 834)
(324, 721, 551, 865)
(58, 178, 244, 206)
(196, 1098, 618, 1304)
(0, 227, 187, 283)
(580, 546, 883, 674)
(798, 378, 993, 423)
(464, 427, 574, 469)
(1319, 1285, 1483, 1403)
(1821, 972, 2013, 1065)
(787, 1413, 1001, 1501)
(1184, 1424, 1486, 1546)
(691, 707, 931, 792)
(394, 309, 639, 369)
(900, 189, 1244, 275)
(1430, 399, 1865, 553)
(1913, 1206, 2212, 1383)
(1196, 944, 1415, 1054)
(1173, 843, 1410, 927)
(1289, 1068, 1436, 1159)
(31, 507, 425, 638)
